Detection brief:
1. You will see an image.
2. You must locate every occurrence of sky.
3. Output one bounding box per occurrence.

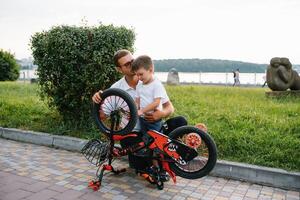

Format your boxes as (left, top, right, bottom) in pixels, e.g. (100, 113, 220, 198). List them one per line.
(1, 0, 300, 64)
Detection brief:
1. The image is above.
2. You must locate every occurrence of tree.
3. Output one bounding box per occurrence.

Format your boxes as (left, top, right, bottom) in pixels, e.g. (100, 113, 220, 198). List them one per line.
(30, 25, 135, 122)
(153, 59, 267, 73)
(0, 49, 20, 81)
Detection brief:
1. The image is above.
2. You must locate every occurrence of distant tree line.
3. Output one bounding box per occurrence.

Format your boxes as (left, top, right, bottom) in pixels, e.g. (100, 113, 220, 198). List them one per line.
(153, 59, 268, 73)
(18, 64, 34, 70)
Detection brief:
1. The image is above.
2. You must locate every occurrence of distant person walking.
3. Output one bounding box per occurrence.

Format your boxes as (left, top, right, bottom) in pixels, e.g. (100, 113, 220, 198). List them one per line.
(232, 68, 240, 87)
(262, 75, 267, 87)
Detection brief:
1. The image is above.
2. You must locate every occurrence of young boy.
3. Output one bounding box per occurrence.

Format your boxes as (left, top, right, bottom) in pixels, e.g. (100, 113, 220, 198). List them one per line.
(131, 55, 168, 134)
(131, 55, 169, 171)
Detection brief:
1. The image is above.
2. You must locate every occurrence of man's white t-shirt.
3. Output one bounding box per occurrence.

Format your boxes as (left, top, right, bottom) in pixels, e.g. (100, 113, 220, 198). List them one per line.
(136, 77, 168, 112)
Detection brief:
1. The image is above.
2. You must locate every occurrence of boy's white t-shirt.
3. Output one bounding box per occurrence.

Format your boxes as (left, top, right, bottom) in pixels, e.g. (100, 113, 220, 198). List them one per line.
(111, 77, 169, 104)
(109, 76, 168, 130)
(136, 77, 168, 112)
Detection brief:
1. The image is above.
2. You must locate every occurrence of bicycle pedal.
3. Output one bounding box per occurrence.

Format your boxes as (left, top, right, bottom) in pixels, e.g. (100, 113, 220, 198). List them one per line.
(156, 180, 164, 190)
(88, 181, 101, 191)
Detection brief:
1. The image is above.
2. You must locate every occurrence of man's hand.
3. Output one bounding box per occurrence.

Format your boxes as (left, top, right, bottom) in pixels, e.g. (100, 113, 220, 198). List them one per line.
(143, 109, 165, 122)
(143, 101, 174, 122)
(92, 90, 102, 104)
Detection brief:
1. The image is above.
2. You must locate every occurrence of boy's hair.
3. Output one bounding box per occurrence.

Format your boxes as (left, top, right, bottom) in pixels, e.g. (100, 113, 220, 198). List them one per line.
(113, 49, 131, 67)
(131, 55, 153, 72)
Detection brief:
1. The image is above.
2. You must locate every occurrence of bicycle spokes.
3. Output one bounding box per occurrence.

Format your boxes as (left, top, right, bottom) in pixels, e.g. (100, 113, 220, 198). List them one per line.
(175, 133, 210, 172)
(99, 95, 131, 132)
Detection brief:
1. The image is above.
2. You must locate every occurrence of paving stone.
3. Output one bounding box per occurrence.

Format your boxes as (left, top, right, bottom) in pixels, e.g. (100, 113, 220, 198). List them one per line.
(190, 191, 203, 198)
(112, 194, 128, 200)
(172, 195, 187, 200)
(286, 197, 300, 200)
(54, 189, 85, 200)
(219, 191, 233, 197)
(48, 185, 70, 193)
(1, 189, 32, 200)
(180, 189, 193, 195)
(80, 193, 102, 200)
(244, 197, 258, 200)
(23, 189, 59, 200)
(230, 193, 245, 200)
(245, 190, 260, 198)
(0, 181, 28, 193)
(160, 194, 173, 199)
(22, 181, 51, 192)
(186, 198, 199, 200)
(257, 195, 272, 200)
(215, 196, 230, 200)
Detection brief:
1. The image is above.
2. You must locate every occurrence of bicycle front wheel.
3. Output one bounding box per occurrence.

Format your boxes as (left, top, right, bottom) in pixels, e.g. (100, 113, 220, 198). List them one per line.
(93, 88, 137, 136)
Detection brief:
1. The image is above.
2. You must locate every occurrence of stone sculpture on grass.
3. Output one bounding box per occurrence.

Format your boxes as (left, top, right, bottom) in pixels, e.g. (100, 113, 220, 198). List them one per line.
(167, 68, 180, 85)
(266, 57, 300, 91)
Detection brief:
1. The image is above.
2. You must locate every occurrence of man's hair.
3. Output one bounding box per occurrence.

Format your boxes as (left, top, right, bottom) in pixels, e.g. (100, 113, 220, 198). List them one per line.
(113, 49, 131, 67)
(131, 55, 153, 71)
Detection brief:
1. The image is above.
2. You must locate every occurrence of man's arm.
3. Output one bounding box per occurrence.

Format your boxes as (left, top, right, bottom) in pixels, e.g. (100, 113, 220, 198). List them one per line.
(135, 97, 142, 116)
(161, 101, 175, 117)
(144, 100, 174, 122)
(139, 98, 161, 116)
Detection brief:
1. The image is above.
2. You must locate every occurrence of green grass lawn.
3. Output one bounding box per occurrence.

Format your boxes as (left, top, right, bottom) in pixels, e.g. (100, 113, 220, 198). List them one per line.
(1, 81, 299, 171)
(0, 82, 99, 139)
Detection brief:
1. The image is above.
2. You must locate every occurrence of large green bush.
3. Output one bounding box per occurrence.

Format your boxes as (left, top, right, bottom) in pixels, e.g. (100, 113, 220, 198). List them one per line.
(0, 49, 20, 81)
(30, 25, 135, 122)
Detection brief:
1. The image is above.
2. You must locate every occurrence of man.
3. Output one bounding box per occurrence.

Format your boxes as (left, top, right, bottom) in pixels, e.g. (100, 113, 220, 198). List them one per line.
(233, 68, 240, 87)
(92, 49, 174, 181)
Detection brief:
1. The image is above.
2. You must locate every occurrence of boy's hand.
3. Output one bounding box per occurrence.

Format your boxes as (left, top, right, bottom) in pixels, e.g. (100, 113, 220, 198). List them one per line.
(138, 110, 143, 116)
(92, 90, 103, 104)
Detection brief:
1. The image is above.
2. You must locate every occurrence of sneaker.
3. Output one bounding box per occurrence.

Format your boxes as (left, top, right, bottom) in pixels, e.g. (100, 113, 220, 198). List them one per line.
(133, 148, 150, 156)
(138, 172, 156, 184)
(159, 171, 170, 182)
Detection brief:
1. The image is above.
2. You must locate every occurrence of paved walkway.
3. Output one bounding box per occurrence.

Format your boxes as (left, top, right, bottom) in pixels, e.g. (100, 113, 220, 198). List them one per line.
(0, 138, 299, 200)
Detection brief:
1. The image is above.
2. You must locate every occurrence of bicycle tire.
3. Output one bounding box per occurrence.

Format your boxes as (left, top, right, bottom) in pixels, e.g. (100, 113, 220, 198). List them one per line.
(168, 126, 217, 179)
(93, 88, 137, 135)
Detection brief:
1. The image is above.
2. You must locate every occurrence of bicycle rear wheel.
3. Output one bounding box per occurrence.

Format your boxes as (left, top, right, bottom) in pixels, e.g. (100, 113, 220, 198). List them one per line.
(168, 126, 217, 179)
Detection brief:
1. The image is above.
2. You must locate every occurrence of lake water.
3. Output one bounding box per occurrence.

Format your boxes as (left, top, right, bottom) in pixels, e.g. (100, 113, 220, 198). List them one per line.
(20, 70, 266, 85)
(156, 72, 266, 85)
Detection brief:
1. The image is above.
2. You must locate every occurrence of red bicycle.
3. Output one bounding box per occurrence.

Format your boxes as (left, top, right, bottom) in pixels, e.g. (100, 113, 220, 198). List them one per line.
(82, 88, 217, 190)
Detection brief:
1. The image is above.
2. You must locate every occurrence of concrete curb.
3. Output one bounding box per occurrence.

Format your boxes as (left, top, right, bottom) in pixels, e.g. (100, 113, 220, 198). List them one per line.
(2, 128, 53, 147)
(211, 160, 300, 191)
(0, 127, 88, 152)
(52, 135, 88, 152)
(0, 127, 299, 191)
(0, 127, 3, 137)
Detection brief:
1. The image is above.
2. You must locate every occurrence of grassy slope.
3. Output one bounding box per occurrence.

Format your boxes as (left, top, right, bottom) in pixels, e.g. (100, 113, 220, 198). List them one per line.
(1, 82, 299, 171)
